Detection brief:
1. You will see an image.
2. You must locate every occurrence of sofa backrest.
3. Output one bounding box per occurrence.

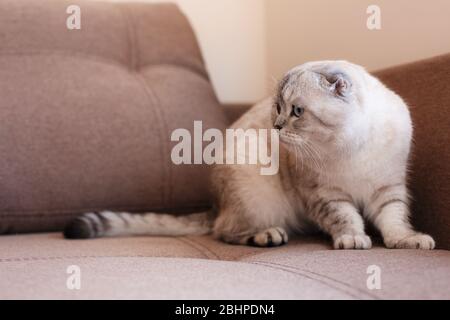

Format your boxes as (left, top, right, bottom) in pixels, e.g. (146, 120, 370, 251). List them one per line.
(0, 0, 228, 234)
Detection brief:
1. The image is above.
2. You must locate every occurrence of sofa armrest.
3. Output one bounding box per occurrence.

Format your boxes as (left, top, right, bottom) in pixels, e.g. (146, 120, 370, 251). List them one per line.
(374, 55, 450, 249)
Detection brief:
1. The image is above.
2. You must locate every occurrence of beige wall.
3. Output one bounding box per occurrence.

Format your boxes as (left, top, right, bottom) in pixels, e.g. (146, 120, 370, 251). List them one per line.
(174, 0, 267, 104)
(104, 0, 450, 103)
(267, 0, 450, 82)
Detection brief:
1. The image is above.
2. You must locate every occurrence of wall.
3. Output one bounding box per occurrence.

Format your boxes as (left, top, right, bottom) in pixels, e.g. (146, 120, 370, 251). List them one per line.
(170, 0, 267, 104)
(266, 0, 450, 82)
(103, 0, 450, 103)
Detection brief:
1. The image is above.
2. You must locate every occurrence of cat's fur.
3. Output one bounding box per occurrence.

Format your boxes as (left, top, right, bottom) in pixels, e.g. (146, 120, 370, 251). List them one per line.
(64, 60, 435, 250)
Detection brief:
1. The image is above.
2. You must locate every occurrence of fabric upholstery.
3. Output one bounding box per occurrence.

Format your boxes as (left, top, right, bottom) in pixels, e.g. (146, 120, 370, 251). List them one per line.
(0, 0, 449, 300)
(1, 233, 449, 299)
(0, 0, 227, 234)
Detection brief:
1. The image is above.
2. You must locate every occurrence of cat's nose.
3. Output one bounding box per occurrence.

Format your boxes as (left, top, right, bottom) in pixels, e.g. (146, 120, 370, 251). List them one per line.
(274, 118, 286, 130)
(274, 124, 283, 130)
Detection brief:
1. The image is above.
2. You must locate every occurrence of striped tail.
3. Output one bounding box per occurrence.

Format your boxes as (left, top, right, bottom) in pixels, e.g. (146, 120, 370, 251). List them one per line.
(63, 211, 214, 239)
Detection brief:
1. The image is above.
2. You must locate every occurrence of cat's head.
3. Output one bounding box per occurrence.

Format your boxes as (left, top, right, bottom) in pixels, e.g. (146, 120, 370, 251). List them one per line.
(272, 60, 370, 155)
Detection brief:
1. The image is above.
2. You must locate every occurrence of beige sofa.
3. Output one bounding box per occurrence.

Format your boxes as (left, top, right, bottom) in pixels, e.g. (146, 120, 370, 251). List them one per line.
(0, 0, 449, 299)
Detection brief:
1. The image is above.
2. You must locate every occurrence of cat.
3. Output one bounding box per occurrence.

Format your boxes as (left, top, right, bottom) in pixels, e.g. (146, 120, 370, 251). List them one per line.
(64, 60, 435, 250)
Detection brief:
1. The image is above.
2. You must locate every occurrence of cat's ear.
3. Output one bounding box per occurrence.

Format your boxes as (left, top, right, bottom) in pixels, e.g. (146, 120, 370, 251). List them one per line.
(322, 72, 353, 98)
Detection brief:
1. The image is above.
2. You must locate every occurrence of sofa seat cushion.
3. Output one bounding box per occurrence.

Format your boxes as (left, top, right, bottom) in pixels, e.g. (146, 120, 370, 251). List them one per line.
(1, 234, 449, 299)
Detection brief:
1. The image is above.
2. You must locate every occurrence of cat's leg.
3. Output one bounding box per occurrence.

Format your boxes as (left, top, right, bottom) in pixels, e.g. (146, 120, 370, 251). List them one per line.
(210, 137, 305, 247)
(307, 191, 371, 249)
(215, 209, 289, 247)
(212, 171, 295, 247)
(246, 227, 289, 247)
(366, 184, 435, 249)
(213, 198, 292, 247)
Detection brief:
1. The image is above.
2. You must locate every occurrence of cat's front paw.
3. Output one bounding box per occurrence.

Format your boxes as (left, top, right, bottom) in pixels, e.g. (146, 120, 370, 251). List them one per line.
(333, 234, 372, 250)
(247, 227, 288, 247)
(385, 233, 435, 250)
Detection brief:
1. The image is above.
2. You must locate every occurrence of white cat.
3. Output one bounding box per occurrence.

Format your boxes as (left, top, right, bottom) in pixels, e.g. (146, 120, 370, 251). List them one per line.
(64, 60, 435, 250)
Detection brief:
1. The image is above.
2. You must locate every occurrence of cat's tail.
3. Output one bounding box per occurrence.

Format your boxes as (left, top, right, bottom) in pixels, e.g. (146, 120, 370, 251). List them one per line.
(63, 210, 214, 239)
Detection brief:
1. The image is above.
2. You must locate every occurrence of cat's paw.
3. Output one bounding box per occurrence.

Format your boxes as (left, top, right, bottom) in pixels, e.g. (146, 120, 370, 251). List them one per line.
(385, 233, 435, 250)
(247, 227, 288, 247)
(333, 234, 372, 250)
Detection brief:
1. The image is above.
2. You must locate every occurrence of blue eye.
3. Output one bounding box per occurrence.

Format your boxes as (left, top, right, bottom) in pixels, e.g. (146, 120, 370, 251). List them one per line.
(292, 105, 304, 117)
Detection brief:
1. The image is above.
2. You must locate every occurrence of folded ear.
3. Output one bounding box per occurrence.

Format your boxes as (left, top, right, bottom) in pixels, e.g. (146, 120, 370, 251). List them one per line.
(323, 72, 352, 98)
(330, 74, 352, 97)
(313, 65, 353, 98)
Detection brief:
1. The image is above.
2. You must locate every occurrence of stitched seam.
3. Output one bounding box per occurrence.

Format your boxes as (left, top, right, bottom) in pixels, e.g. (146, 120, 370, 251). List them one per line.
(103, 3, 169, 207)
(0, 252, 384, 300)
(261, 260, 379, 299)
(133, 74, 170, 208)
(0, 255, 210, 263)
(140, 61, 208, 79)
(251, 261, 379, 300)
(250, 261, 373, 300)
(281, 261, 379, 299)
(0, 50, 126, 69)
(184, 237, 221, 260)
(233, 250, 268, 261)
(120, 6, 181, 210)
(176, 238, 213, 260)
(125, 8, 171, 208)
(119, 4, 136, 70)
(177, 237, 217, 260)
(121, 8, 170, 208)
(0, 50, 208, 79)
(129, 5, 140, 71)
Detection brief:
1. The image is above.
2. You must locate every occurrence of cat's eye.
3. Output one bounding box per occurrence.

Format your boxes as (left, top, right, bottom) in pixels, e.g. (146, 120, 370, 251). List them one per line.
(292, 105, 304, 117)
(276, 103, 281, 114)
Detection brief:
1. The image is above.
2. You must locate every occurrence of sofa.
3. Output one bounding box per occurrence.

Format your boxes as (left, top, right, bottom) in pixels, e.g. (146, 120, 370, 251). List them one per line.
(0, 0, 449, 299)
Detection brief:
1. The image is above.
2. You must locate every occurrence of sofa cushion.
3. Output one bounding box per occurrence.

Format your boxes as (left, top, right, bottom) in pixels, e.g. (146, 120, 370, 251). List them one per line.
(0, 233, 449, 299)
(0, 0, 227, 234)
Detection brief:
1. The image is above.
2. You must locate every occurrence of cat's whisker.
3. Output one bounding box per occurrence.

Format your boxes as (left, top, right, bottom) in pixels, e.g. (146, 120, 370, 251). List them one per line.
(290, 139, 298, 172)
(295, 138, 323, 174)
(295, 141, 305, 173)
(281, 135, 305, 173)
(285, 136, 318, 174)
(303, 140, 325, 173)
